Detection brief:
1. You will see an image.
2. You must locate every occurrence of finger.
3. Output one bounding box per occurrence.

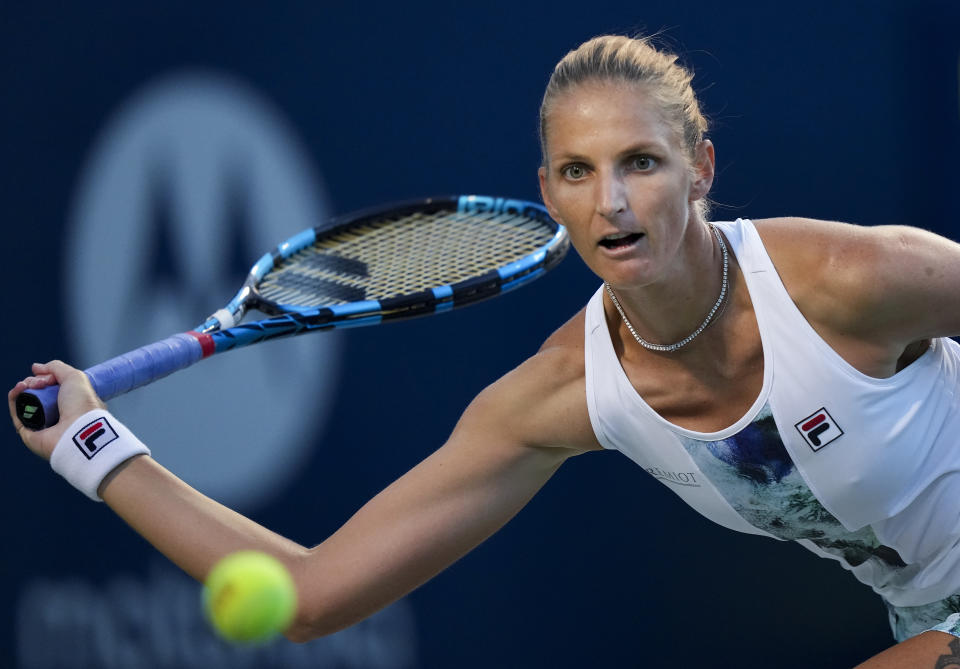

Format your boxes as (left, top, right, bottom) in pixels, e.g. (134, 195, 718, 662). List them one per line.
(21, 374, 56, 390)
(8, 383, 34, 451)
(8, 381, 26, 430)
(11, 371, 66, 460)
(30, 361, 61, 377)
(39, 360, 91, 389)
(12, 413, 47, 457)
(8, 379, 28, 402)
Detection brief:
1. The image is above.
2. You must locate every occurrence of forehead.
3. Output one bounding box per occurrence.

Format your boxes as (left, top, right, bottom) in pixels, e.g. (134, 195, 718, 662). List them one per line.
(544, 81, 678, 158)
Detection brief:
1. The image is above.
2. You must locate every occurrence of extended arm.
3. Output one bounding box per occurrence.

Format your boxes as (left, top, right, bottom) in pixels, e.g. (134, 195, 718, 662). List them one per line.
(10, 342, 596, 642)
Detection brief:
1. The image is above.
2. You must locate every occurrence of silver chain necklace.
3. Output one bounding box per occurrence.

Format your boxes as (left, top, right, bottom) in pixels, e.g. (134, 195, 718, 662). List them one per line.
(604, 224, 729, 353)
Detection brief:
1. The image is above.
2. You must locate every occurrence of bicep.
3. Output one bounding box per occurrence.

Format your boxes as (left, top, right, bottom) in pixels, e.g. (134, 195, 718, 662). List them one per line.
(861, 225, 960, 341)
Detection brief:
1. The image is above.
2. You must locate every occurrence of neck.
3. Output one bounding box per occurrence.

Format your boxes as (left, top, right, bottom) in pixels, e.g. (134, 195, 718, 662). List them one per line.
(605, 222, 727, 350)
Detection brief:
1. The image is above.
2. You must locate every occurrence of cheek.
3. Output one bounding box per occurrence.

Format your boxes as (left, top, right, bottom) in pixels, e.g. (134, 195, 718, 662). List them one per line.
(545, 182, 590, 227)
(566, 229, 596, 261)
(555, 210, 593, 255)
(546, 197, 599, 262)
(649, 174, 692, 218)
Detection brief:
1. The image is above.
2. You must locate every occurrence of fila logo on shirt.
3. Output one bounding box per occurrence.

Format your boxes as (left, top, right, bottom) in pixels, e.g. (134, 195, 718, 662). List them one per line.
(72, 416, 119, 459)
(795, 408, 844, 451)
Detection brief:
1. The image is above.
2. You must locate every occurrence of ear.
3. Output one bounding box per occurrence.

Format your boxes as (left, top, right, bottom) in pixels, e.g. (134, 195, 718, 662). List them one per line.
(538, 166, 563, 223)
(689, 139, 715, 202)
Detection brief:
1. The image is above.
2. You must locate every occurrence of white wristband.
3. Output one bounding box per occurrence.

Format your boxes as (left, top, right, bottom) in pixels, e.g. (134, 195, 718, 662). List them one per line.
(50, 410, 151, 501)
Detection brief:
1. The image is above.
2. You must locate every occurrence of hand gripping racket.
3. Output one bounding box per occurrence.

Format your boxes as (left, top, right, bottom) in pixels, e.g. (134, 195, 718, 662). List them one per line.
(16, 195, 569, 430)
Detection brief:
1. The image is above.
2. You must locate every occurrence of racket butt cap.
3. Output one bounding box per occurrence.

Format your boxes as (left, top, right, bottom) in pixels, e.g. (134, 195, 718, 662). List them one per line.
(16, 385, 60, 430)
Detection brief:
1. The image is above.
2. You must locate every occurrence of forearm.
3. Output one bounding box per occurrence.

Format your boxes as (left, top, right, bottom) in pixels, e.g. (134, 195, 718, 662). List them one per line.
(97, 432, 558, 643)
(13, 353, 586, 644)
(99, 454, 308, 584)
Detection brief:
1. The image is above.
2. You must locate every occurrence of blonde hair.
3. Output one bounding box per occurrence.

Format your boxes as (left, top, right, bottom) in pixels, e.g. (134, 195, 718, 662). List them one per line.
(539, 35, 711, 217)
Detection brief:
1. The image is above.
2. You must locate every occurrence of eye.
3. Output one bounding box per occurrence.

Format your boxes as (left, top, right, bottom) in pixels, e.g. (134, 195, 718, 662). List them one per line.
(628, 155, 657, 171)
(561, 163, 588, 180)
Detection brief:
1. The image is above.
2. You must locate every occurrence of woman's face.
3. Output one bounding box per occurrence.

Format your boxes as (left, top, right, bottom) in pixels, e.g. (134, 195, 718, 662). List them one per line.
(538, 81, 713, 290)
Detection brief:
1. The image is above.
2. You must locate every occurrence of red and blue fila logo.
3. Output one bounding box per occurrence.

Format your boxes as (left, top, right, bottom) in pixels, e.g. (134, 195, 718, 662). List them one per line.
(795, 408, 844, 451)
(72, 416, 119, 460)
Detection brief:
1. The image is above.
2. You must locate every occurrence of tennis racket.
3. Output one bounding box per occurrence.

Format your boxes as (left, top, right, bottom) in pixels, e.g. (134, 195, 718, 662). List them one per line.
(16, 194, 569, 430)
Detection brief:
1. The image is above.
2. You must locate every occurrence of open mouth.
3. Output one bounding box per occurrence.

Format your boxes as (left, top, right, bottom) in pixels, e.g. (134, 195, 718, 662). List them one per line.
(598, 232, 644, 250)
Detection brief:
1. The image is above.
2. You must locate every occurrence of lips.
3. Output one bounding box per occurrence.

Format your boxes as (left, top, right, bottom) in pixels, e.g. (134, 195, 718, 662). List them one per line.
(598, 231, 645, 250)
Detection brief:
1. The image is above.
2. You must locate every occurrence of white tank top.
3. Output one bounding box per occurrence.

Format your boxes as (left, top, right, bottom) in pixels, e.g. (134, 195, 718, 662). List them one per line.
(584, 218, 960, 606)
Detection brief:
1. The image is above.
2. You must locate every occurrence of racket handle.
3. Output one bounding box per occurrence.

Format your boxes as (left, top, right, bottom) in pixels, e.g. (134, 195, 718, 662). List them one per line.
(15, 384, 62, 431)
(16, 333, 207, 430)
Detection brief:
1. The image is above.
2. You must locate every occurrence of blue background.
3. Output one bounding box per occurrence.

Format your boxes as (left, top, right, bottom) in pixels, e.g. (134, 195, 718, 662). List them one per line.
(3, 1, 959, 667)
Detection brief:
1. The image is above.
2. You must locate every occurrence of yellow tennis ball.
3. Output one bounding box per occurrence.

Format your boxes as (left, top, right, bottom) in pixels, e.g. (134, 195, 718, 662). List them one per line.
(203, 550, 298, 643)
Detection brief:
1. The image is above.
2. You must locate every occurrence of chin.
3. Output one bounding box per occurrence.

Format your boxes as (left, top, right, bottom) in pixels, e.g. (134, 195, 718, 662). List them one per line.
(598, 268, 660, 291)
(588, 254, 653, 285)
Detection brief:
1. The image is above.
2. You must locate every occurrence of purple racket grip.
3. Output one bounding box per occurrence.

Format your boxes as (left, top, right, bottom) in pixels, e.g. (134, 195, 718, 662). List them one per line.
(16, 333, 207, 430)
(85, 333, 206, 399)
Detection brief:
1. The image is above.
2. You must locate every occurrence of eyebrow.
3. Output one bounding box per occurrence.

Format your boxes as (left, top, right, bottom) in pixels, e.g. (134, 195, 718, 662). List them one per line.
(617, 141, 669, 156)
(550, 141, 670, 165)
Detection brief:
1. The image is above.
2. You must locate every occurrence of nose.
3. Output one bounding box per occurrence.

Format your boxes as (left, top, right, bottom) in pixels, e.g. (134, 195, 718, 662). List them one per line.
(595, 170, 627, 219)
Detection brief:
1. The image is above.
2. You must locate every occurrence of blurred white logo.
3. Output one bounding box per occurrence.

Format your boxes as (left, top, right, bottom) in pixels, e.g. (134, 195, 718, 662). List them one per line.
(66, 73, 342, 509)
(17, 561, 418, 669)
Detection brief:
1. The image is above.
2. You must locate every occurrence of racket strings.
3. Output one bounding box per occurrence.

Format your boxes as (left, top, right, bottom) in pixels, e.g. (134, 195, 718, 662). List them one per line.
(257, 210, 553, 307)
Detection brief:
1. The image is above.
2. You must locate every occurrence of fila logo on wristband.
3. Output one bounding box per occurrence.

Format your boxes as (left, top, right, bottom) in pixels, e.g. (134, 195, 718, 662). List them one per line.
(52, 410, 150, 501)
(72, 416, 119, 460)
(795, 408, 844, 451)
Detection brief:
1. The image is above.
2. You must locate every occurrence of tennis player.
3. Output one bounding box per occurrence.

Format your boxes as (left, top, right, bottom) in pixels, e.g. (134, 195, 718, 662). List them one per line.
(11, 35, 960, 668)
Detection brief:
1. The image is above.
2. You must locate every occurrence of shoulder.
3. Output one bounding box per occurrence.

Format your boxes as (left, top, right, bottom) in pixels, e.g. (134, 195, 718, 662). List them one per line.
(462, 307, 601, 453)
(752, 216, 960, 356)
(752, 217, 894, 329)
(753, 216, 876, 286)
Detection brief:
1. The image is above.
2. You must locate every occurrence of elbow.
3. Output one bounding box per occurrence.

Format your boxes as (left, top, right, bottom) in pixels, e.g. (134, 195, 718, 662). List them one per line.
(283, 616, 323, 644)
(281, 553, 350, 643)
(283, 605, 353, 643)
(281, 547, 394, 642)
(283, 598, 337, 643)
(277, 552, 327, 643)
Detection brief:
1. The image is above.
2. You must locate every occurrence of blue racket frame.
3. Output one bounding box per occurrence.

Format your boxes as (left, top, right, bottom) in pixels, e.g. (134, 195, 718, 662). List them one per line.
(17, 195, 569, 429)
